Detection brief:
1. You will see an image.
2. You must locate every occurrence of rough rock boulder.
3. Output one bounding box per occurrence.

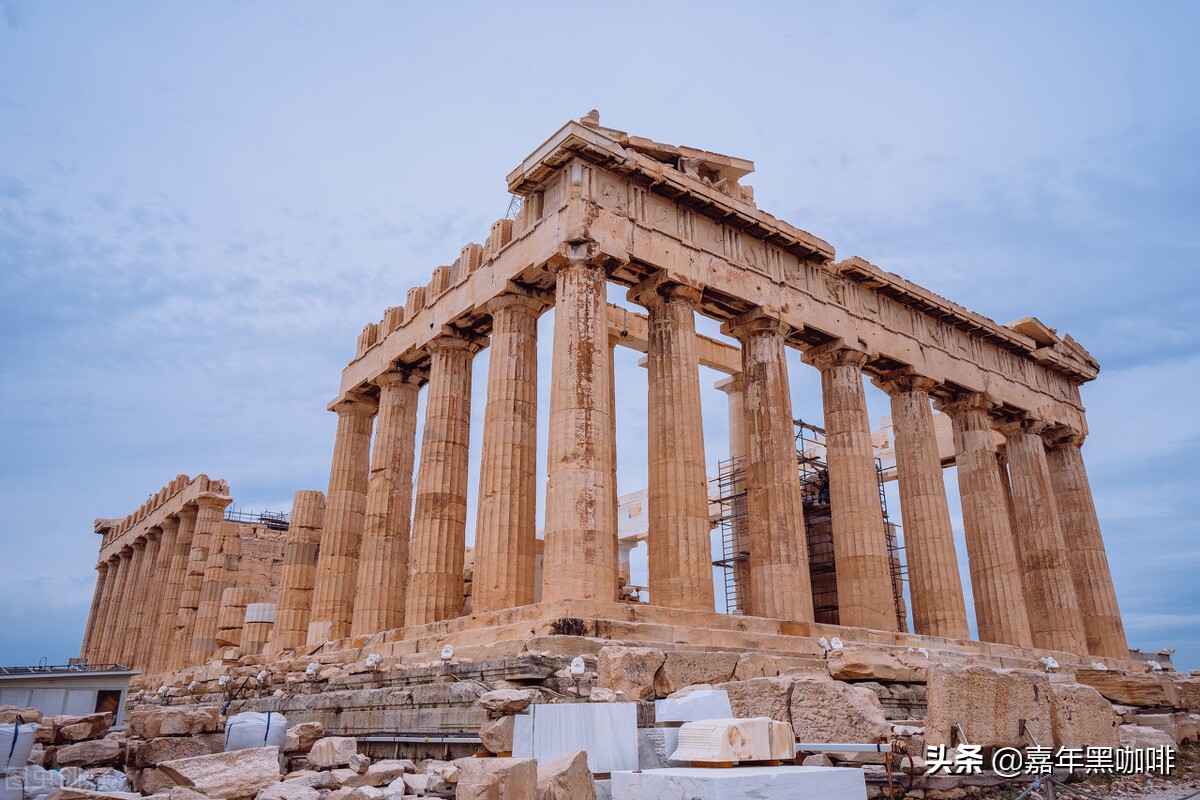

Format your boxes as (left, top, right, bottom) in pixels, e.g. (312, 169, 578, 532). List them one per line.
(158, 745, 282, 800)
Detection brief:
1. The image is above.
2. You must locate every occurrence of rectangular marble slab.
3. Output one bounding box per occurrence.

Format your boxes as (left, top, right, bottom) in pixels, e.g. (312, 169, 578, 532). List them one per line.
(611, 766, 867, 800)
(512, 702, 639, 774)
(654, 689, 733, 723)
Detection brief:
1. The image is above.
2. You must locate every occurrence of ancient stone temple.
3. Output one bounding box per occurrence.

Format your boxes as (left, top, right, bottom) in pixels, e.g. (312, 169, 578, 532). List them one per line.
(82, 113, 1131, 682)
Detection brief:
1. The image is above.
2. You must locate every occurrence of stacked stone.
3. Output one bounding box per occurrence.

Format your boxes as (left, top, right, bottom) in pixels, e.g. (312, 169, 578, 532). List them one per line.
(270, 490, 326, 654)
(309, 395, 377, 644)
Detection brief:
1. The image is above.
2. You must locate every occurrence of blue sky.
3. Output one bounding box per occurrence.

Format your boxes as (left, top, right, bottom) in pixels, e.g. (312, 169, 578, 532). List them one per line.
(1, 2, 1197, 670)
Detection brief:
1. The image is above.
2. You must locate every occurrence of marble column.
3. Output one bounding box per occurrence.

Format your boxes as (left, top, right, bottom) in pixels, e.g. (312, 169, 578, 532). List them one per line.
(802, 342, 896, 632)
(127, 529, 162, 668)
(80, 561, 109, 663)
(879, 372, 969, 639)
(723, 312, 813, 622)
(937, 395, 1032, 647)
(141, 517, 180, 672)
(352, 369, 422, 636)
(1044, 429, 1128, 659)
(112, 544, 141, 666)
(542, 248, 618, 603)
(405, 330, 482, 626)
(270, 491, 326, 653)
(308, 394, 377, 643)
(715, 374, 752, 615)
(172, 494, 230, 668)
(157, 506, 197, 671)
(191, 520, 241, 664)
(632, 276, 714, 611)
(1000, 417, 1088, 654)
(91, 554, 123, 664)
(474, 293, 544, 613)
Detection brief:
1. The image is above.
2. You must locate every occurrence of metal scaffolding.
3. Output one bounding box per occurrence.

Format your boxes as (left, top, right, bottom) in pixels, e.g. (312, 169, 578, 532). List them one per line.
(712, 418, 907, 629)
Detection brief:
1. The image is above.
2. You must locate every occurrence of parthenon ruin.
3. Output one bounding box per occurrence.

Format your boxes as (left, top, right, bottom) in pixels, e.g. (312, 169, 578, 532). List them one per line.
(81, 113, 1132, 682)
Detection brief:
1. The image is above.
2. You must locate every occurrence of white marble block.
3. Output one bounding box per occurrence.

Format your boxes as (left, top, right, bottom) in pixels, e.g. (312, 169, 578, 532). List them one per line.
(670, 718, 795, 764)
(655, 690, 733, 723)
(612, 766, 867, 799)
(511, 702, 638, 774)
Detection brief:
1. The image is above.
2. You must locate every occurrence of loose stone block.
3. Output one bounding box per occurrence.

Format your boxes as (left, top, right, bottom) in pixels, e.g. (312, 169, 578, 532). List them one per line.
(669, 717, 794, 763)
(1049, 683, 1119, 749)
(721, 677, 795, 723)
(789, 677, 890, 744)
(53, 740, 123, 769)
(479, 716, 515, 755)
(652, 652, 739, 697)
(596, 646, 665, 701)
(1118, 724, 1177, 751)
(307, 737, 358, 768)
(158, 746, 282, 800)
(129, 707, 221, 739)
(1076, 669, 1181, 707)
(655, 690, 733, 723)
(536, 750, 596, 800)
(454, 757, 536, 800)
(925, 664, 1051, 748)
(611, 765, 866, 799)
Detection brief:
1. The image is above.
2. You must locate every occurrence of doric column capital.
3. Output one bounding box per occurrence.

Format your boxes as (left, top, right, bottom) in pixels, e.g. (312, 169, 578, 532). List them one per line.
(714, 373, 745, 396)
(1043, 425, 1086, 449)
(627, 271, 704, 309)
(424, 326, 488, 356)
(374, 365, 426, 390)
(996, 415, 1048, 438)
(874, 368, 937, 396)
(119, 545, 134, 559)
(160, 516, 180, 534)
(107, 553, 122, 566)
(194, 492, 233, 511)
(547, 240, 615, 273)
(144, 528, 162, 544)
(800, 339, 870, 371)
(330, 392, 379, 417)
(486, 285, 551, 316)
(96, 561, 109, 575)
(130, 538, 147, 552)
(933, 390, 997, 418)
(720, 307, 792, 342)
(177, 505, 199, 523)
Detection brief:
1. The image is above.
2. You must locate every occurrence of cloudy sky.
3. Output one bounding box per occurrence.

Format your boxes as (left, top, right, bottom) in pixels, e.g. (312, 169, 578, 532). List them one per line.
(2, 2, 1197, 670)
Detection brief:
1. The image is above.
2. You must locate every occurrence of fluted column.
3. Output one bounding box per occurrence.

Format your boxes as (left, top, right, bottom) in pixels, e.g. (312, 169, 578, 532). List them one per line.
(1001, 417, 1088, 654)
(937, 395, 1032, 647)
(191, 520, 240, 663)
(308, 394, 377, 643)
(722, 311, 813, 622)
(632, 276, 714, 611)
(174, 493, 232, 666)
(112, 544, 140, 666)
(474, 292, 544, 612)
(126, 529, 162, 669)
(352, 369, 422, 635)
(802, 342, 896, 631)
(80, 561, 109, 662)
(159, 506, 198, 670)
(878, 372, 969, 639)
(270, 491, 326, 653)
(1044, 429, 1128, 659)
(542, 247, 618, 603)
(139, 517, 179, 672)
(405, 330, 483, 625)
(715, 374, 752, 614)
(91, 554, 123, 663)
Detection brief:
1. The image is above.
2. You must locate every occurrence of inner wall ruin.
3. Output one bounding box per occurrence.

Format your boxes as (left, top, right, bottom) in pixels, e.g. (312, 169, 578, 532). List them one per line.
(82, 115, 1134, 691)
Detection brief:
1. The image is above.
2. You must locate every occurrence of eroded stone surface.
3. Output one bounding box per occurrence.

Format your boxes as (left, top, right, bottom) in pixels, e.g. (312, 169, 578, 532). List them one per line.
(158, 746, 282, 800)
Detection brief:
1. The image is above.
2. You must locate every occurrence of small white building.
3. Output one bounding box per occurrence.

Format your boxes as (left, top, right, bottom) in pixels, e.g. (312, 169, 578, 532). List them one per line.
(0, 663, 139, 724)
